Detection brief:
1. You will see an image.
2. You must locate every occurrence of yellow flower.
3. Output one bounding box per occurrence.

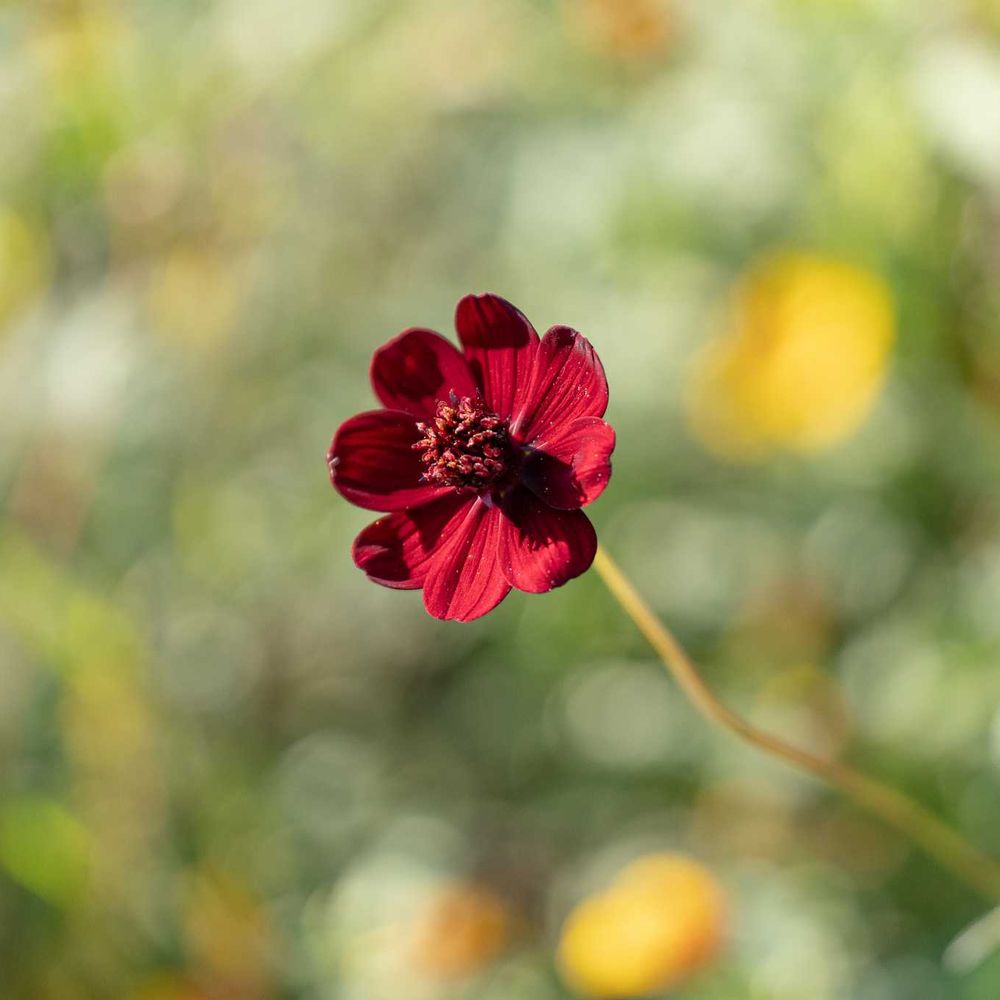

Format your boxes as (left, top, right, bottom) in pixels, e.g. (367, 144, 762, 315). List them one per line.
(410, 881, 511, 980)
(557, 853, 726, 998)
(686, 253, 894, 460)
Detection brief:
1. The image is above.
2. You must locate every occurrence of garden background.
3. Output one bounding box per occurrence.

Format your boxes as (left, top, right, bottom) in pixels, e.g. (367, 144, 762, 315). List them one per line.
(1, 1, 1000, 998)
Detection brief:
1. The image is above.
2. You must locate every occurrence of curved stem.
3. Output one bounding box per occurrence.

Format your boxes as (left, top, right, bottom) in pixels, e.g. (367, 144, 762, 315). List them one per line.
(592, 545, 1000, 902)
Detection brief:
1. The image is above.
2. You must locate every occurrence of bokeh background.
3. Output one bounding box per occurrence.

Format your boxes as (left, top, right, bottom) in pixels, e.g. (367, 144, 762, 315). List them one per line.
(2, 0, 1000, 997)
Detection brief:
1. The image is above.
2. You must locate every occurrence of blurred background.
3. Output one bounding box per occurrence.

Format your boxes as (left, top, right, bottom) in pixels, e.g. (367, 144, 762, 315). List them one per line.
(1, 0, 1000, 997)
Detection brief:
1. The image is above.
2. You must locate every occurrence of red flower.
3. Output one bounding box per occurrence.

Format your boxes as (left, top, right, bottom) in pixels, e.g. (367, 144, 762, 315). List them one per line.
(328, 294, 615, 621)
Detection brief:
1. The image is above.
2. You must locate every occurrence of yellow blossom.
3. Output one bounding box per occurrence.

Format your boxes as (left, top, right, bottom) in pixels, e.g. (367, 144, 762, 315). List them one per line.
(557, 853, 727, 998)
(686, 253, 895, 459)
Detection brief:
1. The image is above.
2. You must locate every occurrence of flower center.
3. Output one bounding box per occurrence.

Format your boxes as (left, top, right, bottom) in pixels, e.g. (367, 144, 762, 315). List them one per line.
(414, 395, 510, 490)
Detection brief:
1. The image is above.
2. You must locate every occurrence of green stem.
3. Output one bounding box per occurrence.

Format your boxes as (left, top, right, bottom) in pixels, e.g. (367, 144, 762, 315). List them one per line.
(593, 545, 1000, 902)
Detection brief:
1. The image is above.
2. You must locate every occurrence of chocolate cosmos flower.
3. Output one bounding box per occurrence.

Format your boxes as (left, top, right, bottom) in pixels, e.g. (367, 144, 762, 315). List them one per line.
(328, 294, 615, 621)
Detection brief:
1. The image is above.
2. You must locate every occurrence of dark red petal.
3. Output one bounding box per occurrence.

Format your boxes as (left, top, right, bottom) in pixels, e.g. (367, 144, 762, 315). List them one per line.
(455, 293, 539, 420)
(511, 326, 609, 443)
(422, 499, 511, 621)
(522, 416, 616, 510)
(353, 494, 474, 589)
(498, 488, 598, 594)
(329, 409, 452, 512)
(370, 328, 479, 418)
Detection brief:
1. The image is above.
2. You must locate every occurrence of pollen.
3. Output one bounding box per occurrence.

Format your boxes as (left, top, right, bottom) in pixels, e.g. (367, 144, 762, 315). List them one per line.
(414, 395, 510, 490)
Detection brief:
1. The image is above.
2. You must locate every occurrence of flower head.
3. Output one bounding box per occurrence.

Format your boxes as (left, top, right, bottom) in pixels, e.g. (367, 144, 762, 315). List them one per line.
(557, 853, 727, 998)
(685, 252, 894, 460)
(329, 294, 615, 621)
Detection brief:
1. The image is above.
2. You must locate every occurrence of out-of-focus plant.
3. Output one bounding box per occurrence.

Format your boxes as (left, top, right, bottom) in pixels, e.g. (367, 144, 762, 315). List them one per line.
(0, 208, 49, 332)
(565, 0, 676, 61)
(409, 881, 512, 981)
(686, 253, 895, 459)
(557, 853, 726, 998)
